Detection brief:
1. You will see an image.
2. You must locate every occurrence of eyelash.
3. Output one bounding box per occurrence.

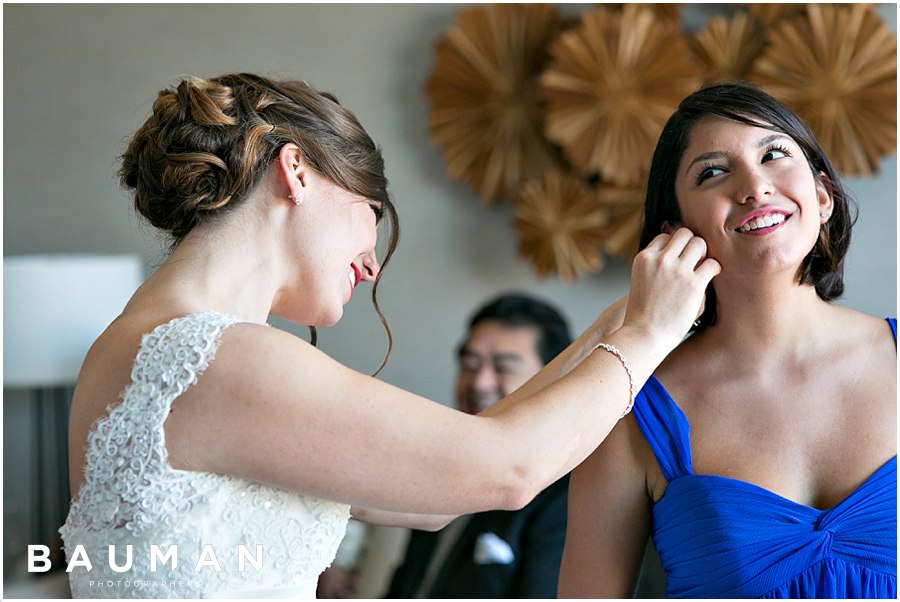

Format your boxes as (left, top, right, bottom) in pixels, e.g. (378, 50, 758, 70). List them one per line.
(695, 163, 721, 185)
(694, 143, 794, 185)
(762, 144, 792, 162)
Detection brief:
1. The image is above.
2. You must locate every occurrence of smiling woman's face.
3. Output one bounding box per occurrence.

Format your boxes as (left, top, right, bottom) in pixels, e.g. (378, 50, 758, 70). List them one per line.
(673, 116, 833, 277)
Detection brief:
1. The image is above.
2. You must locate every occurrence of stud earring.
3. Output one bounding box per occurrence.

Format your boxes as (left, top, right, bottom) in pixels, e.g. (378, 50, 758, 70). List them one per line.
(292, 176, 304, 205)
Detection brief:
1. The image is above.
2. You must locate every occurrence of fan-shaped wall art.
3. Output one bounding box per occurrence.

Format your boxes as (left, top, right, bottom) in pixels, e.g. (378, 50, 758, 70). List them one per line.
(540, 4, 701, 186)
(690, 12, 766, 85)
(750, 4, 896, 176)
(593, 182, 647, 261)
(424, 3, 571, 203)
(514, 169, 609, 281)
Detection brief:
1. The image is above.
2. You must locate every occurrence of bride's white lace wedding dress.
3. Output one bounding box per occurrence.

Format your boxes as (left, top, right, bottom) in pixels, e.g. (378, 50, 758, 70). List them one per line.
(60, 312, 349, 598)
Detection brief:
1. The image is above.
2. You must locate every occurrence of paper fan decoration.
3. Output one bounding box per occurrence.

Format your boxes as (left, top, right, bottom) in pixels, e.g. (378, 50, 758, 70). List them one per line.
(540, 5, 701, 186)
(514, 170, 608, 281)
(746, 4, 808, 28)
(608, 3, 683, 24)
(689, 12, 766, 85)
(747, 4, 874, 28)
(425, 4, 571, 204)
(594, 182, 647, 260)
(750, 4, 896, 176)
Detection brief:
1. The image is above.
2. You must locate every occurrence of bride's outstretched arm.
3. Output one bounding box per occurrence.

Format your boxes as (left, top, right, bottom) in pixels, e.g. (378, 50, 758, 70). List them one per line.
(165, 229, 718, 515)
(348, 298, 629, 531)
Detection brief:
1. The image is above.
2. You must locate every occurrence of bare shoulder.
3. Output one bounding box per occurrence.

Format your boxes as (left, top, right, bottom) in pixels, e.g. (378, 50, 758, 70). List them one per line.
(650, 331, 712, 398)
(819, 307, 896, 376)
(69, 311, 341, 463)
(829, 306, 895, 347)
(575, 410, 660, 500)
(162, 319, 364, 462)
(185, 319, 361, 401)
(69, 315, 148, 473)
(70, 312, 173, 432)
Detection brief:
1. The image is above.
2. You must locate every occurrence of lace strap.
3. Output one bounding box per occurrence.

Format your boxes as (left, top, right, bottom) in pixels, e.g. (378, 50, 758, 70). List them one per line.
(126, 311, 242, 424)
(72, 311, 244, 529)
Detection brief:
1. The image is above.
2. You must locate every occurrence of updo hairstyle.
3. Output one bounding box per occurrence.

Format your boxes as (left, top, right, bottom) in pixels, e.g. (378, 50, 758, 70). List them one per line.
(120, 73, 399, 369)
(119, 72, 395, 246)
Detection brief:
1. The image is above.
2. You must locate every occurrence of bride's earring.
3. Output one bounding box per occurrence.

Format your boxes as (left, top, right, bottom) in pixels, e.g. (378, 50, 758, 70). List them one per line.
(292, 176, 304, 205)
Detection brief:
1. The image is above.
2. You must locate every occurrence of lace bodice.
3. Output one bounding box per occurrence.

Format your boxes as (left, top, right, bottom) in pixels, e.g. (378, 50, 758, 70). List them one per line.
(60, 312, 350, 598)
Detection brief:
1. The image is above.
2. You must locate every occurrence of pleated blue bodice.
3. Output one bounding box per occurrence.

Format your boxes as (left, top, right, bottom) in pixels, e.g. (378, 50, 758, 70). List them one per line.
(632, 318, 897, 598)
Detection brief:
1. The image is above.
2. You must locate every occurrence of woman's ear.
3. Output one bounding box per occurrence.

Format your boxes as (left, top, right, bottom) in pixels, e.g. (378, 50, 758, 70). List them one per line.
(815, 171, 834, 222)
(278, 144, 306, 205)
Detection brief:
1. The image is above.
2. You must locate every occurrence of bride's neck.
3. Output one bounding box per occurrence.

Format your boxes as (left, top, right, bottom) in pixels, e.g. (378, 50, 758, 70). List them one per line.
(144, 220, 283, 324)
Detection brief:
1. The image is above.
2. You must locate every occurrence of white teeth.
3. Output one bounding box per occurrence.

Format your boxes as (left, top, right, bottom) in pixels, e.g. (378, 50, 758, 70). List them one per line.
(738, 213, 786, 233)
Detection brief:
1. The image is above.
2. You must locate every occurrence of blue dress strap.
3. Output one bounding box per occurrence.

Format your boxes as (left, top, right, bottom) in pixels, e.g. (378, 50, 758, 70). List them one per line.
(887, 317, 896, 343)
(631, 376, 693, 482)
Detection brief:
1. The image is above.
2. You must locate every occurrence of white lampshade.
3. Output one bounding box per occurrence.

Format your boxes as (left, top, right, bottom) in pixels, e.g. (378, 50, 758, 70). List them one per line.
(3, 254, 143, 388)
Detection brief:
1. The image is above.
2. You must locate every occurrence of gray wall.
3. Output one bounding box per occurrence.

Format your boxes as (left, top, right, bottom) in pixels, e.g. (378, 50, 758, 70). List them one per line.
(4, 3, 896, 596)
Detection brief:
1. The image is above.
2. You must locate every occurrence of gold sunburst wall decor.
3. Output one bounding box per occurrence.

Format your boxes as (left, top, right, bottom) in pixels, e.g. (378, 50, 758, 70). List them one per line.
(424, 3, 571, 204)
(750, 4, 897, 176)
(608, 3, 683, 24)
(745, 3, 808, 28)
(540, 5, 701, 187)
(593, 182, 647, 261)
(746, 3, 871, 28)
(514, 169, 609, 282)
(690, 11, 766, 85)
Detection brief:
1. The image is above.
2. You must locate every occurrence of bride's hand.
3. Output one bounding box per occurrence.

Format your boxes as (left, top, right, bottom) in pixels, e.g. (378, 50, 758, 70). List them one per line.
(623, 227, 720, 347)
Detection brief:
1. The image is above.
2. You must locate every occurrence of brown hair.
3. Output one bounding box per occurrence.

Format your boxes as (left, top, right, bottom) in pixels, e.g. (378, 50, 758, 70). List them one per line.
(120, 73, 400, 372)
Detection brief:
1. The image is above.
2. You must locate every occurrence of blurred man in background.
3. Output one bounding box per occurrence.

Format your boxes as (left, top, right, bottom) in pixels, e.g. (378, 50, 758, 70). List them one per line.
(384, 292, 572, 598)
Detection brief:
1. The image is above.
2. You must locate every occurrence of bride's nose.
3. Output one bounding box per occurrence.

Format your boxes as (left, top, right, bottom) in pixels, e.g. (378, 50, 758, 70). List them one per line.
(361, 252, 380, 281)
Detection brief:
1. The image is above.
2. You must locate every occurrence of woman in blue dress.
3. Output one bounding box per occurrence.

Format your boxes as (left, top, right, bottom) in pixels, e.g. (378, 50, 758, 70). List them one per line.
(559, 83, 896, 598)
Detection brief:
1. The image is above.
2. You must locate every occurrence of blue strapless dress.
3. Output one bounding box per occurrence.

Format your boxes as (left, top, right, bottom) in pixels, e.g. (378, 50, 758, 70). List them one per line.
(632, 318, 897, 598)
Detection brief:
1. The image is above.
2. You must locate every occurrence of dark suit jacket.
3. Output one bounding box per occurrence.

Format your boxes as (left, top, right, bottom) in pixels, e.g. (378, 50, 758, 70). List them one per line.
(385, 475, 569, 598)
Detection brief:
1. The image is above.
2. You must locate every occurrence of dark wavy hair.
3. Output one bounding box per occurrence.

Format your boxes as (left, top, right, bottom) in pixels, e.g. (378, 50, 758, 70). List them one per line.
(638, 82, 856, 330)
(119, 73, 400, 372)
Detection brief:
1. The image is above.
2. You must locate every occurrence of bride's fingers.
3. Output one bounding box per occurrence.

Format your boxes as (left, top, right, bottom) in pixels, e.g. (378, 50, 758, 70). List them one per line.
(679, 236, 709, 266)
(695, 257, 722, 282)
(644, 227, 695, 255)
(644, 232, 671, 252)
(658, 227, 696, 257)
